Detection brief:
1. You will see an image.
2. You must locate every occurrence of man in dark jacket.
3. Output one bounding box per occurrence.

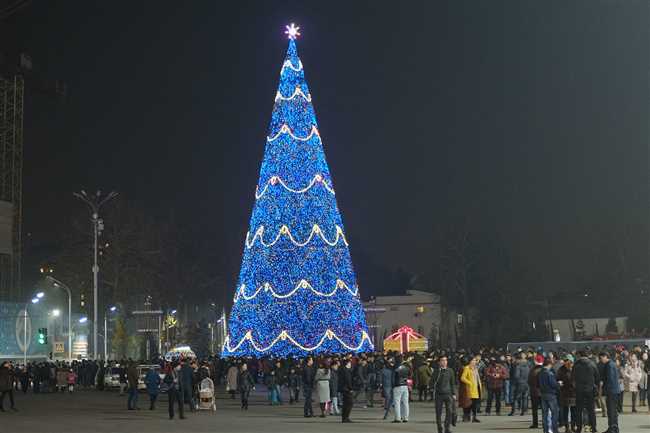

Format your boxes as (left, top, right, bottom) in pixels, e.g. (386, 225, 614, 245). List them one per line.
(509, 353, 531, 416)
(573, 351, 599, 433)
(599, 352, 621, 433)
(0, 361, 16, 412)
(180, 359, 195, 412)
(539, 358, 560, 433)
(302, 357, 315, 417)
(126, 362, 139, 410)
(485, 357, 509, 415)
(164, 364, 185, 419)
(392, 357, 411, 423)
(527, 355, 544, 428)
(432, 355, 457, 433)
(340, 358, 355, 423)
(329, 361, 340, 415)
(381, 358, 395, 419)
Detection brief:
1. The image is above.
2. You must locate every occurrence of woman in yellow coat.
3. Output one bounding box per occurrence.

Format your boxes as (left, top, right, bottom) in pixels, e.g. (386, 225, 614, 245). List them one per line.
(460, 356, 482, 423)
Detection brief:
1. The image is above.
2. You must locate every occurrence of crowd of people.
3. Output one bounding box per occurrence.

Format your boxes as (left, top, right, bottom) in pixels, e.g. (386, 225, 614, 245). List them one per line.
(1, 344, 648, 433)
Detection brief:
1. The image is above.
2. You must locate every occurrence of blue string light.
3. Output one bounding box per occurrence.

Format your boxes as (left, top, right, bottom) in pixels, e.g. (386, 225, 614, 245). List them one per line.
(222, 33, 373, 357)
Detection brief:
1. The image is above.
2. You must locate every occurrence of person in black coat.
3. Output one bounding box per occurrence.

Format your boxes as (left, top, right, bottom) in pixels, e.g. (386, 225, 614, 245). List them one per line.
(238, 364, 255, 410)
(0, 361, 16, 412)
(340, 358, 355, 423)
(302, 358, 315, 417)
(573, 351, 599, 433)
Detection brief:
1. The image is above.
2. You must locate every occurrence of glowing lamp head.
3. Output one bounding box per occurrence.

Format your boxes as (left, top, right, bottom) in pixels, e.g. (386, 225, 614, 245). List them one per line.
(36, 292, 45, 299)
(31, 298, 39, 304)
(109, 306, 117, 312)
(79, 317, 88, 323)
(52, 309, 60, 317)
(285, 23, 300, 40)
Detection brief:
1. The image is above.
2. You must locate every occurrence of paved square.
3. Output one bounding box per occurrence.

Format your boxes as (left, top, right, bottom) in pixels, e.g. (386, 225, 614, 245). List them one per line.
(2, 388, 648, 433)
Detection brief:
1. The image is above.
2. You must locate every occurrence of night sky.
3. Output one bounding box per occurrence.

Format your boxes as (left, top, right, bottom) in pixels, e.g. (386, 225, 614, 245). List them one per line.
(4, 1, 649, 295)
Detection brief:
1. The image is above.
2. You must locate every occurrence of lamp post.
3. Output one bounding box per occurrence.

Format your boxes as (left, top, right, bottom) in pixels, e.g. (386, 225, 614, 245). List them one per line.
(73, 189, 117, 359)
(104, 306, 117, 360)
(46, 276, 73, 361)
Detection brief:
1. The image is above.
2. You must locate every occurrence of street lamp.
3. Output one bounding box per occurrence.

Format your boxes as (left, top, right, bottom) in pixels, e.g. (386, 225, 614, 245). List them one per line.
(104, 305, 118, 360)
(45, 276, 73, 362)
(74, 189, 117, 359)
(79, 317, 88, 324)
(52, 309, 61, 317)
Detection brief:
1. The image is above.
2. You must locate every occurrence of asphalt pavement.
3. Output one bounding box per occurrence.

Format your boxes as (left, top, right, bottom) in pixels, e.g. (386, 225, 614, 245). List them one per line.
(1, 387, 649, 433)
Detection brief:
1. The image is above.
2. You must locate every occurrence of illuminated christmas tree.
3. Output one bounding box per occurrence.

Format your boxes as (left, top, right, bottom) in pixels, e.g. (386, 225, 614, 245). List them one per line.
(222, 24, 373, 357)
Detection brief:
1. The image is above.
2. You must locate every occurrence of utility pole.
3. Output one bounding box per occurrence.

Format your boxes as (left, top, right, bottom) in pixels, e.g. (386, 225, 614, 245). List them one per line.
(73, 190, 117, 359)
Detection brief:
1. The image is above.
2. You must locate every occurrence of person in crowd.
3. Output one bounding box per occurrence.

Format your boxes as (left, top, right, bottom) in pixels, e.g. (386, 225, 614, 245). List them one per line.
(640, 351, 649, 408)
(18, 365, 29, 393)
(392, 356, 411, 423)
(460, 356, 482, 423)
(381, 357, 395, 420)
(329, 361, 340, 416)
(56, 366, 67, 392)
(573, 350, 599, 433)
(366, 354, 378, 407)
(432, 355, 457, 433)
(238, 363, 255, 411)
(315, 361, 331, 417)
(509, 352, 531, 416)
(504, 354, 514, 406)
(118, 364, 127, 396)
(302, 357, 315, 418)
(0, 361, 16, 412)
(265, 368, 280, 405)
(287, 366, 300, 404)
(416, 359, 432, 402)
(226, 362, 239, 400)
(144, 367, 161, 410)
(485, 356, 509, 416)
(557, 354, 577, 433)
(353, 357, 369, 407)
(66, 368, 77, 393)
(614, 357, 624, 414)
(527, 354, 544, 428)
(180, 359, 195, 412)
(340, 357, 354, 423)
(164, 363, 185, 420)
(623, 352, 643, 413)
(272, 360, 285, 405)
(599, 351, 622, 433)
(539, 357, 560, 433)
(126, 362, 139, 410)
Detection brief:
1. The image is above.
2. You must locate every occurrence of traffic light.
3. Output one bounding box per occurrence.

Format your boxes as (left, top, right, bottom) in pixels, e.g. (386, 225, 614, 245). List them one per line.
(37, 328, 48, 345)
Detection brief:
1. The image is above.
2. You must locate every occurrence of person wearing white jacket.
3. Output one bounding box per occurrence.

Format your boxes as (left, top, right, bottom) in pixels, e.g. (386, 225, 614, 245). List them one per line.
(623, 354, 643, 413)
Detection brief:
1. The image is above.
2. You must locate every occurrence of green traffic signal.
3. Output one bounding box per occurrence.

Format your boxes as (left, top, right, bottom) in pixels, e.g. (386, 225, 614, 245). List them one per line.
(37, 328, 48, 345)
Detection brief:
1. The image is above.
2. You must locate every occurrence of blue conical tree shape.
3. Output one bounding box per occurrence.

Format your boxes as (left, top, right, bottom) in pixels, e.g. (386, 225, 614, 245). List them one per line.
(223, 33, 373, 357)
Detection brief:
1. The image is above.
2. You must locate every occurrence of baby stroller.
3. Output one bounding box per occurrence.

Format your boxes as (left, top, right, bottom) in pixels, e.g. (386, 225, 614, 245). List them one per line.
(198, 377, 216, 411)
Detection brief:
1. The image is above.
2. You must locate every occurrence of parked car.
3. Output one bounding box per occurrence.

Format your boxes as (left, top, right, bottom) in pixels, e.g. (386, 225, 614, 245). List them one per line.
(137, 364, 163, 392)
(104, 366, 123, 389)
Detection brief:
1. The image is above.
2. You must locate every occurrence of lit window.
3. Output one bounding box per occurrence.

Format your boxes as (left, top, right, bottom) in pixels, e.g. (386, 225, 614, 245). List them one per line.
(416, 306, 425, 314)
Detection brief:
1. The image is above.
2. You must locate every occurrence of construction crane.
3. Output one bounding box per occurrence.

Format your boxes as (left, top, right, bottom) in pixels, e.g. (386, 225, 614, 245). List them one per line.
(0, 0, 64, 300)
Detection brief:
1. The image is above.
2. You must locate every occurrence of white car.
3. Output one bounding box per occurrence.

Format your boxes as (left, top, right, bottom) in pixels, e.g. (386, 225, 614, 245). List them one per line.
(137, 364, 163, 392)
(104, 366, 123, 389)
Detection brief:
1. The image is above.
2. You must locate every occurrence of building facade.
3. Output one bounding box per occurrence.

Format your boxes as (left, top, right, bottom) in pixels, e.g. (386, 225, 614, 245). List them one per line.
(364, 290, 443, 351)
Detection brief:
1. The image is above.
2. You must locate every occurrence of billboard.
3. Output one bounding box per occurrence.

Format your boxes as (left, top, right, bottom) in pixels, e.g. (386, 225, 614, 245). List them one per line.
(0, 302, 50, 360)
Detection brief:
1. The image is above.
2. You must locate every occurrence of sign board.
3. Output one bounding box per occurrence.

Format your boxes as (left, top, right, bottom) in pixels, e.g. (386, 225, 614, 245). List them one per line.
(53, 341, 65, 353)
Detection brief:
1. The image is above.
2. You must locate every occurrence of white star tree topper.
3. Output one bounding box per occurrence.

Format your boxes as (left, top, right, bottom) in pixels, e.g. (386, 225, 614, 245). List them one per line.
(285, 23, 301, 40)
